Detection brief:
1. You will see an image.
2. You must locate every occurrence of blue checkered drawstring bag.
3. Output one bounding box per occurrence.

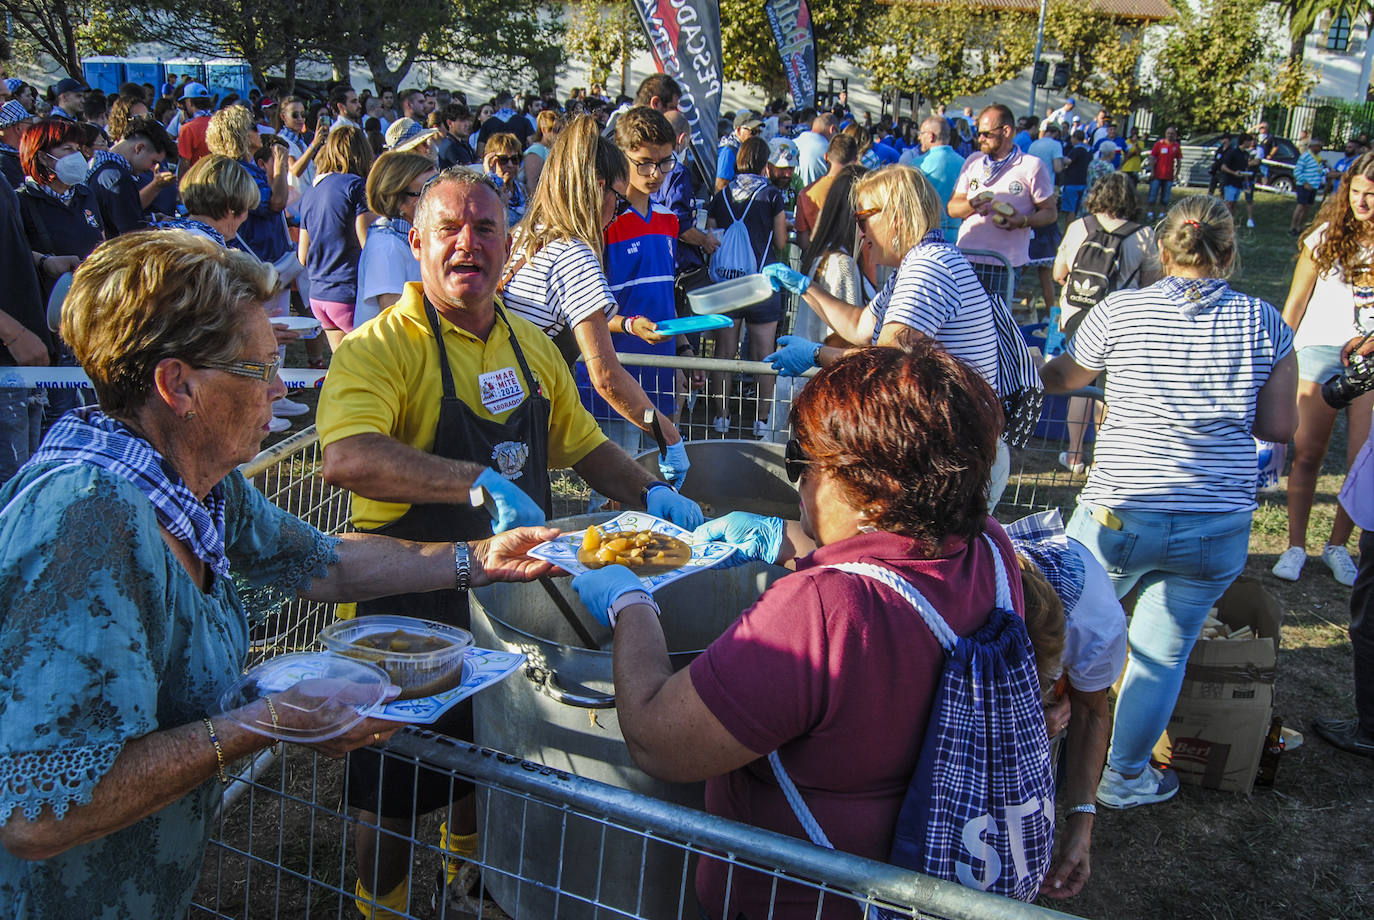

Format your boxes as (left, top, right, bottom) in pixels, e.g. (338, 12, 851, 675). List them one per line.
(768, 534, 1055, 902)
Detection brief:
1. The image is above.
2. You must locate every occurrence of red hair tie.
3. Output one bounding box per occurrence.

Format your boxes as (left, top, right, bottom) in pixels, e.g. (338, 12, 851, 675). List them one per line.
(1183, 219, 1202, 229)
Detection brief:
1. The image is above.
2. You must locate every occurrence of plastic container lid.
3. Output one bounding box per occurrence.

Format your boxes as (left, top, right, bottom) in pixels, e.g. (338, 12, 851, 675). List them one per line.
(687, 274, 774, 315)
(275, 315, 322, 339)
(219, 652, 392, 742)
(319, 615, 474, 701)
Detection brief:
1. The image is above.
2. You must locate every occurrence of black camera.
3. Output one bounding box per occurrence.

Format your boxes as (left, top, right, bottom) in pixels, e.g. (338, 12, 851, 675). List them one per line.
(1322, 349, 1374, 408)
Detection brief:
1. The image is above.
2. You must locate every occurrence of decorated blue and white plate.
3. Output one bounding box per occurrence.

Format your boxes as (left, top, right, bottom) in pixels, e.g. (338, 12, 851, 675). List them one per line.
(526, 511, 735, 592)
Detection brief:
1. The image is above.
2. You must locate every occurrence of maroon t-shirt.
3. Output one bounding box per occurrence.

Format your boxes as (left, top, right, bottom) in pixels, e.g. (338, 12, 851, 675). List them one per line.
(689, 520, 1024, 920)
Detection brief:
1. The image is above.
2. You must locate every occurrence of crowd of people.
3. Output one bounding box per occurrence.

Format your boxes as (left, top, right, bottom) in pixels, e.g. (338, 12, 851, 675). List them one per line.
(0, 62, 1370, 920)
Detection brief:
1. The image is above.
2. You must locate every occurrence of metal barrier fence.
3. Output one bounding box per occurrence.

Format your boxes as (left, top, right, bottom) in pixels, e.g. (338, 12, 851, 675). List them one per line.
(195, 410, 1087, 920)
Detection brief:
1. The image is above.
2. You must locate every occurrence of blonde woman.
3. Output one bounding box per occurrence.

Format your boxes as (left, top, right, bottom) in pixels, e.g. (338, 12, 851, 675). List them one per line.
(523, 109, 564, 195)
(205, 104, 289, 266)
(353, 151, 437, 327)
(482, 131, 526, 226)
(500, 116, 689, 487)
(296, 125, 376, 347)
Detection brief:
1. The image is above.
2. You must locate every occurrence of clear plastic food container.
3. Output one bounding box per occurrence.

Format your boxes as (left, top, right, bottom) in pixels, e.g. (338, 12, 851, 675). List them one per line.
(319, 615, 474, 700)
(219, 652, 392, 742)
(687, 274, 774, 315)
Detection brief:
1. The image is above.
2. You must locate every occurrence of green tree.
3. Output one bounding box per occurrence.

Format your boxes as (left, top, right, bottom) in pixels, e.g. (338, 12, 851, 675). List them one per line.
(863, 0, 1036, 104)
(565, 1, 644, 94)
(1043, 0, 1144, 116)
(1148, 0, 1268, 134)
(719, 0, 874, 97)
(0, 0, 138, 76)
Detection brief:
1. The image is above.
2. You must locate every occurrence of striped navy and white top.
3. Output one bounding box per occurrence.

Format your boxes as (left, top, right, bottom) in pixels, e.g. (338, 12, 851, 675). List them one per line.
(867, 233, 1000, 393)
(501, 238, 618, 336)
(1069, 276, 1294, 513)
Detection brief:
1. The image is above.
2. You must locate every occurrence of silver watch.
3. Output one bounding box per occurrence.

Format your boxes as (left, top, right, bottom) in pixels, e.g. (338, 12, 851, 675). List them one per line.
(454, 541, 471, 592)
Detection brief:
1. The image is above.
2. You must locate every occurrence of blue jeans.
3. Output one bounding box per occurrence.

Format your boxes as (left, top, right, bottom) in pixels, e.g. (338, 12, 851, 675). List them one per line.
(1065, 502, 1252, 774)
(0, 387, 46, 484)
(1148, 179, 1173, 206)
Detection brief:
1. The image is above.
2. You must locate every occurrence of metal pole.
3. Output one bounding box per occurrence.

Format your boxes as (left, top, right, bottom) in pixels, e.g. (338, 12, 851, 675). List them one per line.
(1028, 0, 1050, 119)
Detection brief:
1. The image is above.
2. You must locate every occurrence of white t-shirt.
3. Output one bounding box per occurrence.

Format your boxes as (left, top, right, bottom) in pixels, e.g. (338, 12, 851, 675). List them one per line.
(1069, 277, 1294, 512)
(1295, 222, 1374, 351)
(867, 235, 999, 392)
(1063, 540, 1128, 693)
(501, 237, 618, 336)
(1055, 215, 1160, 322)
(354, 219, 420, 328)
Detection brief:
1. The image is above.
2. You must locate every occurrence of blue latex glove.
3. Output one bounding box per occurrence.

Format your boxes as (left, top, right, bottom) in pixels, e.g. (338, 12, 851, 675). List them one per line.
(646, 483, 705, 530)
(762, 262, 811, 295)
(659, 440, 690, 490)
(572, 564, 654, 628)
(765, 335, 821, 377)
(474, 467, 546, 534)
(692, 512, 784, 567)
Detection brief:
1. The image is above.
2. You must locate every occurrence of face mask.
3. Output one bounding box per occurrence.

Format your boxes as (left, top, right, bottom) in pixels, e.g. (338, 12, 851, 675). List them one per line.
(50, 151, 88, 186)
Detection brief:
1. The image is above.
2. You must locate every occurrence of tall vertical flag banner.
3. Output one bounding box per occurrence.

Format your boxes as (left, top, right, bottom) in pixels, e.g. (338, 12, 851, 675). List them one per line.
(764, 0, 817, 110)
(633, 0, 725, 187)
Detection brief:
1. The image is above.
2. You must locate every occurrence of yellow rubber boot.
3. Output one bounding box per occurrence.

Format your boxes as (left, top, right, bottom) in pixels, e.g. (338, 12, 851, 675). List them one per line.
(354, 875, 409, 918)
(439, 821, 479, 886)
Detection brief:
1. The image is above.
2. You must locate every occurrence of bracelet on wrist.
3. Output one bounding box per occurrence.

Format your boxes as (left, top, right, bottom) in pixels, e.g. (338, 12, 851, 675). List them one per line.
(202, 717, 228, 784)
(1067, 803, 1097, 817)
(606, 590, 657, 627)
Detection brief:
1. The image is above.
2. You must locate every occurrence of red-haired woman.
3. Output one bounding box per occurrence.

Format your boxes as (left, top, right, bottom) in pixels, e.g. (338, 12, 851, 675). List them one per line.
(571, 342, 1027, 919)
(16, 118, 104, 289)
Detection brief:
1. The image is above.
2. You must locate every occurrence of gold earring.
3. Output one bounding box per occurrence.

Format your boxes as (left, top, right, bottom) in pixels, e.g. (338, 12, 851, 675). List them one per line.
(184, 411, 196, 420)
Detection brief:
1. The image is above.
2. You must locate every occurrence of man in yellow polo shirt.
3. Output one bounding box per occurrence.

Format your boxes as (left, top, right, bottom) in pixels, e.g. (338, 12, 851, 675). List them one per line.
(316, 167, 702, 917)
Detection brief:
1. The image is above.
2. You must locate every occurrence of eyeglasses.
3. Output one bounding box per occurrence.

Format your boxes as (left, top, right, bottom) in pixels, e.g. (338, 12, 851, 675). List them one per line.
(200, 356, 282, 384)
(631, 154, 678, 177)
(784, 437, 812, 483)
(492, 154, 521, 167)
(854, 206, 882, 229)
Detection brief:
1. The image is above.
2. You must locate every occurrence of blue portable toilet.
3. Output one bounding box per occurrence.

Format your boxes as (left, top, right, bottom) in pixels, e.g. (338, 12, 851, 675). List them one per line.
(204, 59, 257, 104)
(81, 56, 125, 94)
(123, 58, 167, 91)
(163, 58, 206, 92)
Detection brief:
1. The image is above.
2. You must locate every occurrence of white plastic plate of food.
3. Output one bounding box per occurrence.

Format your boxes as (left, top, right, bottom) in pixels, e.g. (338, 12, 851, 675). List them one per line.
(526, 511, 735, 592)
(275, 315, 323, 338)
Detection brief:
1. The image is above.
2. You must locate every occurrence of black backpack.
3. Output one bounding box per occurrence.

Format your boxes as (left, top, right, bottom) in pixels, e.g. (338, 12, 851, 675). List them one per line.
(1063, 215, 1142, 312)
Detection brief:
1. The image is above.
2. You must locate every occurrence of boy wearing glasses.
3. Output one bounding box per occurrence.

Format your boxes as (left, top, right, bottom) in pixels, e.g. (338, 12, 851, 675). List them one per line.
(587, 106, 681, 456)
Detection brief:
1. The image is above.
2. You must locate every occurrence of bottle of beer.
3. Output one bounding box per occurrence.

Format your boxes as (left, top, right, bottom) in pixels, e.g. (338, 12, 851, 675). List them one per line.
(1255, 716, 1284, 787)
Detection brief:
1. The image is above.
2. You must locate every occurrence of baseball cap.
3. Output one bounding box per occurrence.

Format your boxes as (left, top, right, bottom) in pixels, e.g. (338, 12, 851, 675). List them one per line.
(385, 117, 441, 152)
(768, 137, 799, 168)
(1071, 114, 1082, 123)
(0, 101, 32, 128)
(180, 82, 212, 100)
(54, 77, 88, 96)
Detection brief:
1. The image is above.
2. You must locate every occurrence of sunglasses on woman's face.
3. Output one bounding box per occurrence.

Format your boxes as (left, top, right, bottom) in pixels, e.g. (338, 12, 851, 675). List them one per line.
(492, 155, 520, 168)
(784, 437, 811, 483)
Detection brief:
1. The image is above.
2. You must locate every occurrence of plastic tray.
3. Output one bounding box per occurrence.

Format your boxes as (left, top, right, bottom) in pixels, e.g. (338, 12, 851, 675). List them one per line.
(653, 314, 734, 336)
(686, 274, 774, 315)
(219, 652, 391, 742)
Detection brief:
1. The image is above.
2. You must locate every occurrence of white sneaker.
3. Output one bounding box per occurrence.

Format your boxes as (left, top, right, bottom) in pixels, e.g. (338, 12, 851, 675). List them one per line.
(268, 416, 291, 433)
(712, 416, 730, 434)
(753, 419, 768, 440)
(1246, 218, 1255, 228)
(272, 396, 310, 417)
(1322, 544, 1359, 587)
(1272, 546, 1307, 581)
(1096, 763, 1180, 810)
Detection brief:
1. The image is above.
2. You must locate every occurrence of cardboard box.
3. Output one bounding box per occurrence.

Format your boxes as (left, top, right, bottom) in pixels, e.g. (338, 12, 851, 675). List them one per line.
(1149, 577, 1283, 794)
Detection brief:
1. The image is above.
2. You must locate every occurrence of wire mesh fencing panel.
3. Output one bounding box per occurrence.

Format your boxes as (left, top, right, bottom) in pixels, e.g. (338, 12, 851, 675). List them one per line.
(193, 734, 1076, 920)
(998, 386, 1104, 518)
(237, 427, 351, 667)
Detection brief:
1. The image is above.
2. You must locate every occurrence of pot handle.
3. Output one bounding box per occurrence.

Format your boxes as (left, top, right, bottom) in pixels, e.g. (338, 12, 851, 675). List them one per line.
(526, 667, 616, 709)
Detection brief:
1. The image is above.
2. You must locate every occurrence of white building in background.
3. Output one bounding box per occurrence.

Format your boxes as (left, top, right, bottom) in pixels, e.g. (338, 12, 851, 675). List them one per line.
(1304, 10, 1374, 102)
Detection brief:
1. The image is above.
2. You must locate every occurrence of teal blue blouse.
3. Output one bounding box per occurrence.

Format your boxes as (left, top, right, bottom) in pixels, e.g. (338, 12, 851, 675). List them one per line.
(0, 462, 339, 919)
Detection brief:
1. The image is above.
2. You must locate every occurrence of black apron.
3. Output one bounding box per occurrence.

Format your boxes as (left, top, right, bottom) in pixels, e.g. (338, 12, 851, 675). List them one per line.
(354, 298, 553, 625)
(348, 298, 553, 818)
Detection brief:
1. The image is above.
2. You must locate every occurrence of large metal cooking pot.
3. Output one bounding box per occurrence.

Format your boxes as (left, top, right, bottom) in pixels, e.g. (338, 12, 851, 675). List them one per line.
(636, 439, 798, 520)
(472, 470, 801, 919)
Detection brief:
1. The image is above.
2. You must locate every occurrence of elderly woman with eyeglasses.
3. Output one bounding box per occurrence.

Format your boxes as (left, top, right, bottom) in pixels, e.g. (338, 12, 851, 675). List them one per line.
(0, 232, 559, 920)
(572, 342, 1025, 920)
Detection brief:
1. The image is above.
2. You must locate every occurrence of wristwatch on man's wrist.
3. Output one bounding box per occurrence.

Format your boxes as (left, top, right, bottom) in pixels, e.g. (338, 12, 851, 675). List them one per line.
(607, 590, 657, 627)
(640, 479, 673, 506)
(453, 541, 471, 592)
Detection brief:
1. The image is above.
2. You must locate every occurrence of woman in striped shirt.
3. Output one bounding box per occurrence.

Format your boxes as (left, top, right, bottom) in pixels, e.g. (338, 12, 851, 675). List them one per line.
(1040, 196, 1298, 810)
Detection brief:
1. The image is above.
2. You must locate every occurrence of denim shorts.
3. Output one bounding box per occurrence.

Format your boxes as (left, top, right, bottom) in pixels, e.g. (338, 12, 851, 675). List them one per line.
(1298, 343, 1346, 384)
